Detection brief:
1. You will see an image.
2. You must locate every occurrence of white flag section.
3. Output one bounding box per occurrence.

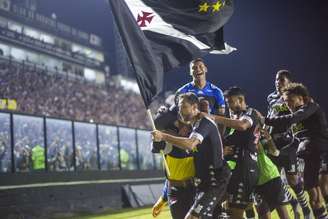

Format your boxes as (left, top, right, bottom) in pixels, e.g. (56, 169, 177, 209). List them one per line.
(109, 0, 235, 106)
(210, 43, 237, 54)
(125, 0, 236, 54)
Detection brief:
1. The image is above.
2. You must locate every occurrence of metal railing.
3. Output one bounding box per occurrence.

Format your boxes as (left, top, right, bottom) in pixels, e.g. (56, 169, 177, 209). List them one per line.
(0, 111, 163, 173)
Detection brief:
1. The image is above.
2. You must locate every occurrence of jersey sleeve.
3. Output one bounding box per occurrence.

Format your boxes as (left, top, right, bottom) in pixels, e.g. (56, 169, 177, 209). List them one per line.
(239, 113, 254, 127)
(175, 84, 189, 105)
(267, 92, 274, 105)
(265, 103, 318, 128)
(215, 87, 225, 108)
(212, 86, 225, 113)
(189, 119, 212, 143)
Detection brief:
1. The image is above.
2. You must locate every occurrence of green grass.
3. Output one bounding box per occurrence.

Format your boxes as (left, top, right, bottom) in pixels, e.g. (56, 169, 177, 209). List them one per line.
(61, 204, 311, 219)
(62, 207, 171, 219)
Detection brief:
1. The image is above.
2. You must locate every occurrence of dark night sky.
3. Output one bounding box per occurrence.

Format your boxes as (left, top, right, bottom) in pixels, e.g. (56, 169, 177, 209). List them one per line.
(36, 0, 328, 114)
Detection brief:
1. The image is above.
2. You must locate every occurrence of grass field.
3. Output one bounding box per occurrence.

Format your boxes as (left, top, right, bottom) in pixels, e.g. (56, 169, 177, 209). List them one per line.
(64, 207, 171, 219)
(63, 205, 311, 219)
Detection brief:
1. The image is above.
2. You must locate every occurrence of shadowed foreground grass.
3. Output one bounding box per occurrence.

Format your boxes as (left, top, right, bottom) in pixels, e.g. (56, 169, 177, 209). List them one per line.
(62, 204, 311, 219)
(63, 207, 170, 219)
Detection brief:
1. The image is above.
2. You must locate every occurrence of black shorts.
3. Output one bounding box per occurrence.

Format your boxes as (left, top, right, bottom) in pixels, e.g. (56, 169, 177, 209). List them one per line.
(255, 177, 289, 215)
(269, 143, 299, 174)
(227, 152, 259, 209)
(190, 187, 226, 218)
(320, 152, 328, 174)
(304, 150, 321, 190)
(190, 165, 231, 218)
(168, 181, 195, 219)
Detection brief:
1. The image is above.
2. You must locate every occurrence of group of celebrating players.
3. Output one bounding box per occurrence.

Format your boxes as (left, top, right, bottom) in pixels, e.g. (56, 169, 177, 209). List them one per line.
(150, 58, 328, 219)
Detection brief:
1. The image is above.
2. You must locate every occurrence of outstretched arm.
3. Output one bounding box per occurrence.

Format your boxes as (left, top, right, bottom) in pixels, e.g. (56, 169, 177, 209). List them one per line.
(265, 103, 318, 127)
(152, 130, 200, 151)
(210, 115, 252, 131)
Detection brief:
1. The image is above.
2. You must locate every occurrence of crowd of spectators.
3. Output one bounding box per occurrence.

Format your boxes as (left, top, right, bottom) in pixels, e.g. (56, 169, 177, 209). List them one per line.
(0, 58, 166, 173)
(0, 111, 157, 173)
(13, 115, 45, 172)
(46, 119, 74, 172)
(0, 107, 163, 174)
(0, 114, 11, 172)
(98, 125, 120, 171)
(0, 58, 162, 129)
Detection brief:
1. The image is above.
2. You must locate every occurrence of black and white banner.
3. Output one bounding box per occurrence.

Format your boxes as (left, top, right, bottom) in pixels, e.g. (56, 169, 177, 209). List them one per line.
(109, 0, 235, 107)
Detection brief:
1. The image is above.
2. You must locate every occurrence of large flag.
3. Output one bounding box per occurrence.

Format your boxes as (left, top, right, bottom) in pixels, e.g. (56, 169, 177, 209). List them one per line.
(109, 0, 235, 107)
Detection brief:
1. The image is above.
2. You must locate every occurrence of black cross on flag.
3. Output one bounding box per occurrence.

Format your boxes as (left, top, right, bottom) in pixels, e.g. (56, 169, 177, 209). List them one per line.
(109, 0, 235, 108)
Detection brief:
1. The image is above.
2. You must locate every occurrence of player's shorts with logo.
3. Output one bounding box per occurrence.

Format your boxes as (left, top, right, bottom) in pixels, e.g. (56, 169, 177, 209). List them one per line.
(190, 164, 231, 218)
(227, 151, 259, 209)
(167, 179, 195, 219)
(269, 138, 299, 174)
(255, 177, 289, 215)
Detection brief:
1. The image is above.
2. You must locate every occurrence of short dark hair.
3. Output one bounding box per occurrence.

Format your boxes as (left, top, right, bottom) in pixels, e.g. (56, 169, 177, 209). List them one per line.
(224, 86, 246, 98)
(178, 92, 199, 107)
(191, 58, 205, 65)
(283, 83, 310, 99)
(189, 58, 205, 75)
(277, 70, 292, 81)
(154, 106, 178, 131)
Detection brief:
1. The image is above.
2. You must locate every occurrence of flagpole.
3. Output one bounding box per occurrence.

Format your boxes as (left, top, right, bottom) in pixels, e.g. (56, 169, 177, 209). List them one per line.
(147, 109, 171, 177)
(146, 109, 156, 130)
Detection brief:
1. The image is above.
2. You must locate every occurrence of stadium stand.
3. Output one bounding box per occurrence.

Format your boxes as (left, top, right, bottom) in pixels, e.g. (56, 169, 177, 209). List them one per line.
(0, 57, 157, 129)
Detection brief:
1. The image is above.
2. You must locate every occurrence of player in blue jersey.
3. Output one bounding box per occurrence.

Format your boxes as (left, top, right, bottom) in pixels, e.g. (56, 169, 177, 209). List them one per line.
(175, 58, 225, 116)
(152, 92, 231, 219)
(152, 58, 227, 217)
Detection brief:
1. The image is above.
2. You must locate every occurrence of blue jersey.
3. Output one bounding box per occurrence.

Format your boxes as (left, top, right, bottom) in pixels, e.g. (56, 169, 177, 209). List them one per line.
(176, 82, 225, 114)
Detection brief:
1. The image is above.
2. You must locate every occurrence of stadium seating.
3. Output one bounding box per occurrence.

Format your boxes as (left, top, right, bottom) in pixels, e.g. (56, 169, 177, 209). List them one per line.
(0, 58, 161, 129)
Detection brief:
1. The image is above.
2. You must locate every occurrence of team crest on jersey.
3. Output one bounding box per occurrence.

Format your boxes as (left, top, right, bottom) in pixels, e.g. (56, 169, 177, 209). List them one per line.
(193, 204, 203, 214)
(250, 153, 257, 161)
(273, 103, 289, 113)
(292, 123, 305, 133)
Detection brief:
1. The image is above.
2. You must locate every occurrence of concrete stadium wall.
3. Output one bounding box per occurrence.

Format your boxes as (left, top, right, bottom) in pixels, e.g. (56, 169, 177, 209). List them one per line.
(0, 170, 164, 219)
